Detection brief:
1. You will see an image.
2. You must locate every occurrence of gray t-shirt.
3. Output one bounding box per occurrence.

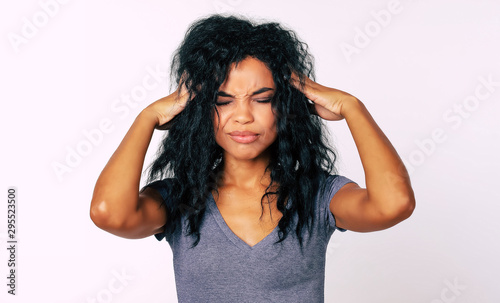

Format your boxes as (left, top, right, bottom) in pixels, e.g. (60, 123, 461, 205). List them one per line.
(146, 174, 355, 303)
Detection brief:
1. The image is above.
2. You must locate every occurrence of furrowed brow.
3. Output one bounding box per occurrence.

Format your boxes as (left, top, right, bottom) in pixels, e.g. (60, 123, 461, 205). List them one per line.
(216, 91, 234, 97)
(251, 87, 274, 96)
(216, 87, 274, 98)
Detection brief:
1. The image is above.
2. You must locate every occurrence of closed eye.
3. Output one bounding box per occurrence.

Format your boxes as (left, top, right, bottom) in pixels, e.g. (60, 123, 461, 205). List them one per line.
(215, 97, 273, 106)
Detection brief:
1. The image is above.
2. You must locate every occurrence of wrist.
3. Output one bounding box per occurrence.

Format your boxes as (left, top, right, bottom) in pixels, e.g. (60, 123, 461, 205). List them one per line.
(138, 108, 161, 128)
(341, 97, 364, 119)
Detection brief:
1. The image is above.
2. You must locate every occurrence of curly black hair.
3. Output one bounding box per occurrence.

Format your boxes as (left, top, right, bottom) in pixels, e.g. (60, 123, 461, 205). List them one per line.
(145, 14, 338, 247)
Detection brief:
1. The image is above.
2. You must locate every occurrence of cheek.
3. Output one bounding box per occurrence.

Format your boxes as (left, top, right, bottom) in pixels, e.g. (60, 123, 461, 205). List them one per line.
(264, 111, 278, 132)
(212, 111, 227, 140)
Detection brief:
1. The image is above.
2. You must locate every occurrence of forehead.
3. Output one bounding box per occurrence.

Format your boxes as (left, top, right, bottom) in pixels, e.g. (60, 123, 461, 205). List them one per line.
(218, 57, 275, 96)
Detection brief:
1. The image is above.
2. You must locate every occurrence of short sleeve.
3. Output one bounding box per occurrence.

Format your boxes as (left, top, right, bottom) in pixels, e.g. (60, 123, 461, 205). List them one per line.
(141, 179, 172, 242)
(320, 175, 357, 233)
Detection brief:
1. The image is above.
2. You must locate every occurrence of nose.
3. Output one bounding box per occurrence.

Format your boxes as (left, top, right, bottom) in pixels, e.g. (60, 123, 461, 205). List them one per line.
(233, 102, 254, 124)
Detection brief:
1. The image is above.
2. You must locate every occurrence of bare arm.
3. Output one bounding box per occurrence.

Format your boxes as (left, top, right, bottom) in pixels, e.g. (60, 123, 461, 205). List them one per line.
(331, 99, 415, 232)
(90, 88, 189, 239)
(290, 74, 415, 232)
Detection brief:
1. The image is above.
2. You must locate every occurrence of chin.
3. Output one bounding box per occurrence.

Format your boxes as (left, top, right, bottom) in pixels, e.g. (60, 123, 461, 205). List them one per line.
(224, 145, 274, 162)
(226, 151, 265, 161)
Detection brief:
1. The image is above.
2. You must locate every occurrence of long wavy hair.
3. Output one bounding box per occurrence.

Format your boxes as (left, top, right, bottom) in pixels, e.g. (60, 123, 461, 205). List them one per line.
(145, 14, 337, 247)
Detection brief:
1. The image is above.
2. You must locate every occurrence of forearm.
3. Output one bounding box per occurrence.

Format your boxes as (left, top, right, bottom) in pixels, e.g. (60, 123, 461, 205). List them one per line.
(90, 109, 158, 226)
(342, 98, 415, 216)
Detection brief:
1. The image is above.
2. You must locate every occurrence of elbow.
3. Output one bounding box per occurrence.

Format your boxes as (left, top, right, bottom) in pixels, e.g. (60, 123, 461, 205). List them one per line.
(90, 200, 111, 229)
(90, 199, 125, 231)
(397, 196, 415, 221)
(372, 187, 415, 228)
(90, 199, 142, 238)
(402, 188, 416, 218)
(385, 192, 416, 223)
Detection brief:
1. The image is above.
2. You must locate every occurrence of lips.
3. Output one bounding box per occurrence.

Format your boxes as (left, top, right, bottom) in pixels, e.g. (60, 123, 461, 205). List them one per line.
(228, 131, 259, 143)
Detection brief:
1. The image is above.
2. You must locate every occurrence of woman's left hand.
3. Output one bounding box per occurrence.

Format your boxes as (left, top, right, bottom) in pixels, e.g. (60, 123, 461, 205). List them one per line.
(290, 73, 358, 121)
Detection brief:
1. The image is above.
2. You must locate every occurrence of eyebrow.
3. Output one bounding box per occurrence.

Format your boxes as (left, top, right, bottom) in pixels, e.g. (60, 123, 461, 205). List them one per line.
(216, 87, 275, 97)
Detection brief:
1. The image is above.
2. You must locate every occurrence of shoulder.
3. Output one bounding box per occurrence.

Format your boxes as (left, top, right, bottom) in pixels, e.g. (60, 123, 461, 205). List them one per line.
(310, 174, 358, 234)
(319, 174, 358, 201)
(141, 178, 175, 203)
(329, 176, 414, 232)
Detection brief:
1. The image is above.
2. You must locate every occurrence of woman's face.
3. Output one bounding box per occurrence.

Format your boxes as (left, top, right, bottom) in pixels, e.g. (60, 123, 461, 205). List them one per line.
(213, 57, 277, 161)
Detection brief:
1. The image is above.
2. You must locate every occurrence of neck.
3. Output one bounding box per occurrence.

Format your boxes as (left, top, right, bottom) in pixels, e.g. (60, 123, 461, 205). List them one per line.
(218, 151, 273, 190)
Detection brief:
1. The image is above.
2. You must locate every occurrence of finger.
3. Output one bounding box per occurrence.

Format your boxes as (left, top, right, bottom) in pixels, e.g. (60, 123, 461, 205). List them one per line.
(177, 73, 190, 99)
(290, 73, 321, 109)
(307, 101, 318, 116)
(289, 71, 318, 114)
(289, 71, 303, 91)
(156, 115, 178, 131)
(289, 71, 317, 99)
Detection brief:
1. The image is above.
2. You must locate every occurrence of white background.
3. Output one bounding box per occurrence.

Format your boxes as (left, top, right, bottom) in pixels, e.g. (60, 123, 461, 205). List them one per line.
(1, 0, 499, 302)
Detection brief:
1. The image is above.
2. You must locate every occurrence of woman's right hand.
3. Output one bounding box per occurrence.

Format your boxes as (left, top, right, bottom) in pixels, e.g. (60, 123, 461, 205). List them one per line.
(143, 81, 191, 130)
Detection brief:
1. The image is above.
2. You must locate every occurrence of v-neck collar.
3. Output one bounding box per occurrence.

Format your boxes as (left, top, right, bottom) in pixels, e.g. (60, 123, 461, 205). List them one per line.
(207, 193, 279, 252)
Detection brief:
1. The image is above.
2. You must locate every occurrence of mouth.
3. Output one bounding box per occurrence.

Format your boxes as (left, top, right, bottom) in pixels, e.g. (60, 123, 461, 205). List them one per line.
(228, 131, 259, 144)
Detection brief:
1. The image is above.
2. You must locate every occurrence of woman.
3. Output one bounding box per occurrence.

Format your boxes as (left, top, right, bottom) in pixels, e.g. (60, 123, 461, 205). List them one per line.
(90, 15, 415, 302)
